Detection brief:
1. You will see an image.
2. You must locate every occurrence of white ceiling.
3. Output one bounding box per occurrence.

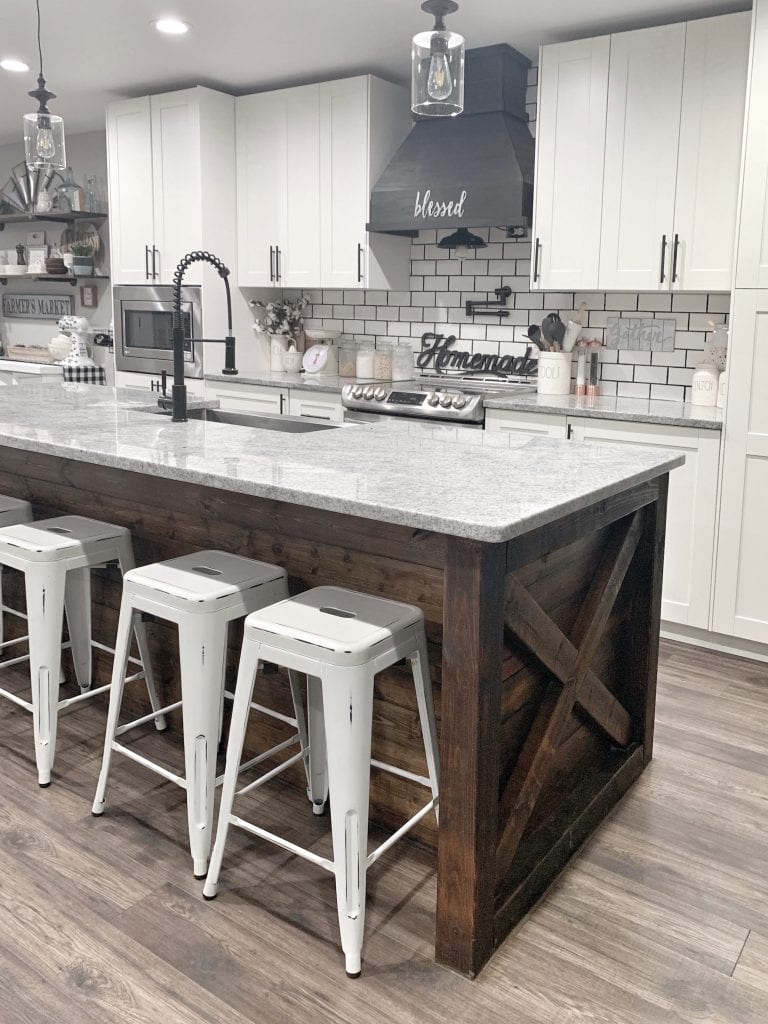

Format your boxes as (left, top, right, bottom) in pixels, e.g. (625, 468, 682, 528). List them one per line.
(0, 0, 751, 145)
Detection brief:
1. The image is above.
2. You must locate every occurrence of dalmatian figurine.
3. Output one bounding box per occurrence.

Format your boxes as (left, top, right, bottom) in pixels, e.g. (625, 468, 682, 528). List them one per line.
(58, 315, 95, 367)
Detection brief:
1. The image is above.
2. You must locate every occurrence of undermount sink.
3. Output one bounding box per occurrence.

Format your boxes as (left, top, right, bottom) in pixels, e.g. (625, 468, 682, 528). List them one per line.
(184, 407, 340, 433)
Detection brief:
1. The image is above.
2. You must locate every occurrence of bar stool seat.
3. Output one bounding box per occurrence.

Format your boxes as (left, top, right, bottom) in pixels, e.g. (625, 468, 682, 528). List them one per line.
(0, 514, 163, 786)
(92, 550, 310, 878)
(0, 495, 32, 655)
(203, 585, 440, 978)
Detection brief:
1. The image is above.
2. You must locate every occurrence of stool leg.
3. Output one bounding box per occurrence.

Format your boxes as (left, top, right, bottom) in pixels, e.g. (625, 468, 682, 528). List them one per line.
(410, 635, 440, 824)
(0, 566, 4, 654)
(322, 670, 374, 978)
(178, 617, 229, 878)
(115, 540, 165, 732)
(64, 567, 92, 693)
(24, 564, 67, 787)
(287, 670, 311, 791)
(203, 636, 261, 900)
(92, 600, 135, 815)
(306, 675, 328, 815)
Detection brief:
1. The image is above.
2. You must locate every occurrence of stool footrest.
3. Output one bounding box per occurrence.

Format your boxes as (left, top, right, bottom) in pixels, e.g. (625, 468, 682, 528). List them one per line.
(0, 605, 27, 621)
(224, 689, 301, 730)
(366, 797, 438, 868)
(229, 813, 335, 873)
(0, 634, 30, 650)
(370, 757, 431, 789)
(111, 741, 187, 789)
(58, 680, 112, 711)
(0, 652, 31, 670)
(117, 700, 182, 735)
(236, 740, 306, 797)
(0, 686, 33, 711)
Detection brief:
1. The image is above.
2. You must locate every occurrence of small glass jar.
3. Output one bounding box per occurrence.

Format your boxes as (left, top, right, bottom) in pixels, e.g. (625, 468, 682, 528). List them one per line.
(374, 340, 394, 381)
(356, 342, 375, 379)
(392, 341, 413, 381)
(338, 340, 357, 377)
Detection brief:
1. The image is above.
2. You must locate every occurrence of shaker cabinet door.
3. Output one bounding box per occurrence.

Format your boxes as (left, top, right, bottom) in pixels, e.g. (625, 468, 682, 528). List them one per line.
(713, 291, 768, 642)
(236, 92, 287, 288)
(106, 97, 156, 285)
(150, 90, 203, 285)
(282, 85, 321, 288)
(673, 12, 750, 292)
(319, 77, 370, 289)
(532, 36, 610, 291)
(736, 4, 768, 287)
(598, 23, 686, 291)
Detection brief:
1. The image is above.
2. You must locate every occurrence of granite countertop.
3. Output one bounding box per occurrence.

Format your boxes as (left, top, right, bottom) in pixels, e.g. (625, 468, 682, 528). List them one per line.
(206, 372, 724, 429)
(0, 379, 683, 543)
(483, 392, 724, 430)
(0, 358, 62, 375)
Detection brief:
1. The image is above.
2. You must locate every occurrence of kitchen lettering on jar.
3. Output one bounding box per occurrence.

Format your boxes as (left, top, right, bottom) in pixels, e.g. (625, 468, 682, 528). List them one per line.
(413, 189, 467, 220)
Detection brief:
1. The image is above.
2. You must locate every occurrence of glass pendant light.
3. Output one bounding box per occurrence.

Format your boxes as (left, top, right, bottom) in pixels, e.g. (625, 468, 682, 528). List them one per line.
(411, 0, 465, 117)
(23, 0, 66, 170)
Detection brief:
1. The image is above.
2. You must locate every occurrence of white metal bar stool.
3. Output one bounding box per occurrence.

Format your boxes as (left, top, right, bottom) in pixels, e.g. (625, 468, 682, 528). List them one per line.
(92, 549, 311, 879)
(0, 495, 32, 656)
(203, 585, 440, 978)
(0, 514, 163, 786)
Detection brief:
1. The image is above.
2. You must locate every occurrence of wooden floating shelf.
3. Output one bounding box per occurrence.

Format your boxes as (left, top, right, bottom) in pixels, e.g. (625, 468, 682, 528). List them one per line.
(0, 274, 109, 286)
(0, 211, 108, 229)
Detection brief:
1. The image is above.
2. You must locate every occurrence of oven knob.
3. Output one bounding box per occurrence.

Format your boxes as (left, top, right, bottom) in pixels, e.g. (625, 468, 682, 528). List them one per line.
(351, 386, 363, 399)
(427, 392, 440, 406)
(374, 387, 387, 401)
(452, 394, 468, 409)
(363, 386, 375, 401)
(439, 394, 453, 408)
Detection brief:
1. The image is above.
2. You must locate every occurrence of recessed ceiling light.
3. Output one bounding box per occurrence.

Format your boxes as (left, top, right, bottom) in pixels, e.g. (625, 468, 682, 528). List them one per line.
(0, 58, 30, 73)
(154, 17, 190, 35)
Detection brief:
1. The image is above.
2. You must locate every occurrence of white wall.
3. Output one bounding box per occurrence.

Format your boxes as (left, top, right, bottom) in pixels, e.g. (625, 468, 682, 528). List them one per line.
(0, 131, 113, 377)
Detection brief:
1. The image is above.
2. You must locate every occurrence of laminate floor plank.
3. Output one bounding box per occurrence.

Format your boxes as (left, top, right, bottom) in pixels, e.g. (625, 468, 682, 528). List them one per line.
(0, 639, 764, 1022)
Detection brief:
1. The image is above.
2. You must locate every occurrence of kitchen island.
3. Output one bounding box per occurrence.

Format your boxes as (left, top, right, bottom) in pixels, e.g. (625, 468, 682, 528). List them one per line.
(0, 380, 682, 977)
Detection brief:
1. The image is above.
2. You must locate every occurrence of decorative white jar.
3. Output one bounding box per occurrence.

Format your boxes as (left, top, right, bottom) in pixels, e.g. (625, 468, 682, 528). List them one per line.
(691, 362, 719, 407)
(536, 351, 572, 396)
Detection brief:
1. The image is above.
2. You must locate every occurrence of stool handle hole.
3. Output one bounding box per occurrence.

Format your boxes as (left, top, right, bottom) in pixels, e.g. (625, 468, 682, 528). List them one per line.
(45, 527, 72, 535)
(319, 606, 357, 619)
(192, 566, 224, 576)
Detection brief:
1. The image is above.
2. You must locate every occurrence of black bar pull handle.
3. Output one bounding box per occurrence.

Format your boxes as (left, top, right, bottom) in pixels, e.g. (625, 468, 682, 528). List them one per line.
(533, 237, 541, 283)
(145, 245, 150, 280)
(152, 246, 159, 280)
(275, 246, 281, 282)
(659, 234, 667, 284)
(269, 246, 275, 282)
(672, 233, 680, 283)
(357, 242, 364, 283)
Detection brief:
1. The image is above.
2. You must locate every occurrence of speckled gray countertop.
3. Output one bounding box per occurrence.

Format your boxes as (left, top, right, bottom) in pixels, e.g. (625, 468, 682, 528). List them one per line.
(483, 392, 724, 430)
(0, 380, 682, 543)
(206, 372, 723, 429)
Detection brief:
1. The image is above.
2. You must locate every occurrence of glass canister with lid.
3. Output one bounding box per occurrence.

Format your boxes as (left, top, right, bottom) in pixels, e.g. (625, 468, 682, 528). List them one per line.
(374, 340, 394, 381)
(356, 341, 375, 379)
(338, 338, 357, 377)
(392, 340, 414, 381)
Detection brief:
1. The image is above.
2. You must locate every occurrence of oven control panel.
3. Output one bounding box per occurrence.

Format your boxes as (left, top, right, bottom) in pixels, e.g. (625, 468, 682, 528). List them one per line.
(341, 384, 485, 422)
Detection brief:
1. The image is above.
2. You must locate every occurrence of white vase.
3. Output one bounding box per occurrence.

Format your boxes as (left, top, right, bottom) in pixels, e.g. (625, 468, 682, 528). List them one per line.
(536, 351, 572, 396)
(269, 333, 289, 372)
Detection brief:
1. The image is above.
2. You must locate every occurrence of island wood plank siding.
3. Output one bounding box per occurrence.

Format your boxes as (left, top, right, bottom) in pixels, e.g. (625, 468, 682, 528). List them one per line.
(0, 444, 668, 976)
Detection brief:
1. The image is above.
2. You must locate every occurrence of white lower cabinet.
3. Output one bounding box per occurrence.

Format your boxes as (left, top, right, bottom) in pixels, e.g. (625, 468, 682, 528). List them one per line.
(484, 410, 568, 439)
(567, 418, 720, 629)
(205, 381, 285, 416)
(287, 392, 344, 422)
(115, 370, 207, 399)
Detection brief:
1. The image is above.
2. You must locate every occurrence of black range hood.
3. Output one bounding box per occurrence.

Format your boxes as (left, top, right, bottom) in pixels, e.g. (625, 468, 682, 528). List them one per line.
(368, 43, 535, 235)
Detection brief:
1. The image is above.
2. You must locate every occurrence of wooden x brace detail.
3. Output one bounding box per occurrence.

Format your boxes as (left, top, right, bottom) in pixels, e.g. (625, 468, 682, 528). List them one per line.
(496, 511, 643, 881)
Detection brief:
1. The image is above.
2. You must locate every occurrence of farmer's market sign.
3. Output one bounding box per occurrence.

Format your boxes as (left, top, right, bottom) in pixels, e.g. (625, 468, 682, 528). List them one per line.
(1, 293, 74, 320)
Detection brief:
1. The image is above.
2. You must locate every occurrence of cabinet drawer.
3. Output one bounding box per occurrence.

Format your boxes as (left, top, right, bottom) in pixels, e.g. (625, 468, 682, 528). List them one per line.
(485, 410, 568, 439)
(206, 382, 285, 415)
(288, 391, 344, 422)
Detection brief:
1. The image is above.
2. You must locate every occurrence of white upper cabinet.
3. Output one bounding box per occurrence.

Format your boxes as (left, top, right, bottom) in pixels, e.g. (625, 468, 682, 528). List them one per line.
(107, 87, 236, 287)
(736, 4, 768, 287)
(236, 86, 320, 288)
(673, 12, 751, 291)
(598, 24, 686, 291)
(531, 36, 610, 291)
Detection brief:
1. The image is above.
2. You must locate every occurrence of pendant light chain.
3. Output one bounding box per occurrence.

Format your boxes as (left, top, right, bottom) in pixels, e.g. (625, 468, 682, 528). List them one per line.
(36, 0, 44, 78)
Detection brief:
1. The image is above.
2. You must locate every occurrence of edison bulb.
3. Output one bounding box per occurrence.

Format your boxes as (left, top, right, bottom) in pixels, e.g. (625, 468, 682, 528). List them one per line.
(427, 51, 453, 100)
(35, 126, 56, 161)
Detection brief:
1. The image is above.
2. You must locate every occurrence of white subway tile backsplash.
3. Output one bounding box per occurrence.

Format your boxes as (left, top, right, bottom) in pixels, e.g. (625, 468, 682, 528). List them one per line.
(424, 276, 449, 290)
(650, 384, 685, 402)
(637, 293, 673, 312)
(690, 311, 724, 331)
(672, 293, 707, 312)
(602, 364, 634, 382)
(411, 260, 435, 275)
(667, 367, 694, 387)
(707, 293, 731, 314)
(633, 365, 669, 385)
(605, 293, 639, 312)
(617, 382, 651, 399)
(619, 350, 651, 365)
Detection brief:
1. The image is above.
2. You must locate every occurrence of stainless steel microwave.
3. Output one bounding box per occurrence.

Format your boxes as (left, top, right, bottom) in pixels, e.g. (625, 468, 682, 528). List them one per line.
(113, 284, 203, 378)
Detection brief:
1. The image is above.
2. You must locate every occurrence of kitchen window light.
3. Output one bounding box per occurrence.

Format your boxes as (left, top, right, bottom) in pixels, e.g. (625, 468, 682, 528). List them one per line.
(411, 0, 465, 117)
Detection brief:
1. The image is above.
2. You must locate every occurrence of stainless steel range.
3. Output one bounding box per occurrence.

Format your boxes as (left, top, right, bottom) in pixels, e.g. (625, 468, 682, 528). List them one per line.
(342, 374, 536, 429)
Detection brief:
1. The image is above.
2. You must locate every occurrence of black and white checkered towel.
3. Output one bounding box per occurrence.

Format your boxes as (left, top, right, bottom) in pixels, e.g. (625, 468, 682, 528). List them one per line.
(61, 366, 107, 385)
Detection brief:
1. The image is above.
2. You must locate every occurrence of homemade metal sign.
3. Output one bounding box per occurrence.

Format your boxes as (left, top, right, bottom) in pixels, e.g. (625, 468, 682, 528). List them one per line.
(1, 293, 74, 320)
(417, 331, 538, 376)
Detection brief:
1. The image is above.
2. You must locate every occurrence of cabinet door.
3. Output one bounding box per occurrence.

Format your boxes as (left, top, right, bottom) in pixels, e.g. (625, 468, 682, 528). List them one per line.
(287, 391, 343, 422)
(319, 77, 369, 289)
(713, 291, 768, 642)
(282, 86, 321, 288)
(568, 417, 720, 629)
(532, 37, 610, 291)
(106, 97, 155, 285)
(598, 24, 686, 291)
(485, 409, 568, 438)
(206, 381, 285, 415)
(735, 5, 768, 287)
(673, 13, 750, 292)
(150, 91, 203, 284)
(236, 92, 286, 288)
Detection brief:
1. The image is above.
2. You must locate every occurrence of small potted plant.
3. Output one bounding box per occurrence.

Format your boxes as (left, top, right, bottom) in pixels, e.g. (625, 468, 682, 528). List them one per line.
(251, 297, 308, 371)
(69, 240, 95, 277)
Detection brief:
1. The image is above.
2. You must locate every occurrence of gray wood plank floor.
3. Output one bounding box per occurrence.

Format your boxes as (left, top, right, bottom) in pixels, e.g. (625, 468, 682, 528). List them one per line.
(0, 638, 765, 1023)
